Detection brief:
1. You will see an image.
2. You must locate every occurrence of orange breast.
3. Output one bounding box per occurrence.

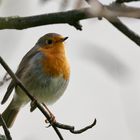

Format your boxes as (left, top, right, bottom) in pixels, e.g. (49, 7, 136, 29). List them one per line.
(39, 44, 70, 80)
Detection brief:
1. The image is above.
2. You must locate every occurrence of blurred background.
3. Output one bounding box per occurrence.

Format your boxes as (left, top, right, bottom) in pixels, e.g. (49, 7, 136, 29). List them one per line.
(0, 0, 140, 140)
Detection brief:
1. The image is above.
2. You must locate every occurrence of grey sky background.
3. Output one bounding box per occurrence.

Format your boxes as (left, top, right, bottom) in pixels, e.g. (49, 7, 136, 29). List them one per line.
(0, 0, 140, 140)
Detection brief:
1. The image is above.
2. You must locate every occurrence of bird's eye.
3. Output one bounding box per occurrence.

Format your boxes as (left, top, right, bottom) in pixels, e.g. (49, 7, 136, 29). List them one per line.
(47, 39, 53, 45)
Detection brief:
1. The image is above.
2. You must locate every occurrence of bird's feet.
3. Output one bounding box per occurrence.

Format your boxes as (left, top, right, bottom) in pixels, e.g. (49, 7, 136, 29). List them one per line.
(42, 103, 56, 125)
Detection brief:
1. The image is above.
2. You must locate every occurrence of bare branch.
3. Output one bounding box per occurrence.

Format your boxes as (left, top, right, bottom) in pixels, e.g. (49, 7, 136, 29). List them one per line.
(116, 0, 140, 4)
(85, 0, 140, 19)
(0, 115, 12, 140)
(0, 9, 90, 30)
(54, 119, 96, 134)
(106, 3, 140, 18)
(0, 5, 139, 30)
(85, 0, 140, 46)
(108, 17, 140, 46)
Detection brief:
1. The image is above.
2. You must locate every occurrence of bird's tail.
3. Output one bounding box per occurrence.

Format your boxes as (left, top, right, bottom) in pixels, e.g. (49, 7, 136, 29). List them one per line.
(0, 99, 20, 128)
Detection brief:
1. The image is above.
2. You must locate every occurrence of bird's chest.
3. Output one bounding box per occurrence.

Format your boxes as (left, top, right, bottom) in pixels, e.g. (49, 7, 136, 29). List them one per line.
(41, 54, 70, 80)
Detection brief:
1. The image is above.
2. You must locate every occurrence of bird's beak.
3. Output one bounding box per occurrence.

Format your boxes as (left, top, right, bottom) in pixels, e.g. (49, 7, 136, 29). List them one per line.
(57, 37, 68, 43)
(61, 37, 68, 42)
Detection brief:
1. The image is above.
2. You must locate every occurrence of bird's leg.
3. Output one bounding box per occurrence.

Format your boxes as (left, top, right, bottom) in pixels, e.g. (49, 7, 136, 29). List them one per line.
(42, 103, 56, 125)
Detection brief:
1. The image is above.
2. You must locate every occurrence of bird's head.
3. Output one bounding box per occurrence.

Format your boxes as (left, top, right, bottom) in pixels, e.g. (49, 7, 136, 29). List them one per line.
(37, 33, 68, 50)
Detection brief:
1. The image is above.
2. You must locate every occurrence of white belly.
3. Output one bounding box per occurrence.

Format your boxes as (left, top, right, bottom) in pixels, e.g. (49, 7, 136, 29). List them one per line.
(31, 75, 69, 104)
(15, 75, 69, 106)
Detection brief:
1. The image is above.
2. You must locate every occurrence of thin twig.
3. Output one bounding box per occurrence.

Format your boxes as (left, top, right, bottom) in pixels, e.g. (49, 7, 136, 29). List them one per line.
(0, 73, 11, 87)
(54, 119, 97, 134)
(0, 114, 12, 140)
(116, 0, 140, 3)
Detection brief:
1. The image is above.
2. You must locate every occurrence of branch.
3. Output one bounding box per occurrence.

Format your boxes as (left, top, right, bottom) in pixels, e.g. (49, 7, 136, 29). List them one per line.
(0, 5, 139, 30)
(0, 9, 91, 30)
(116, 0, 140, 3)
(54, 119, 96, 134)
(108, 17, 140, 46)
(0, 115, 12, 140)
(86, 0, 140, 19)
(85, 0, 140, 46)
(106, 3, 140, 18)
(0, 56, 96, 139)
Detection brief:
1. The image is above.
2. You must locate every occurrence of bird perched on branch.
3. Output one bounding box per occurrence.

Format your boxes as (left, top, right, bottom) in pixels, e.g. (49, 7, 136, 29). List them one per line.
(0, 33, 70, 128)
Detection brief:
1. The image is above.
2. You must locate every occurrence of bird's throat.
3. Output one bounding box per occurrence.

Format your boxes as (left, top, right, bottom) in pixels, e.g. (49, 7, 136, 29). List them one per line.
(39, 45, 70, 80)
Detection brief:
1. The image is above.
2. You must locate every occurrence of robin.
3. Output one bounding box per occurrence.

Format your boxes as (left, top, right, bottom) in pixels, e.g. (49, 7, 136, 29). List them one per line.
(1, 33, 70, 128)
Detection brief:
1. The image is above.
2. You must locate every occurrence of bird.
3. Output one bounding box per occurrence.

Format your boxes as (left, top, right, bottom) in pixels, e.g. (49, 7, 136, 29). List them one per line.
(0, 33, 70, 128)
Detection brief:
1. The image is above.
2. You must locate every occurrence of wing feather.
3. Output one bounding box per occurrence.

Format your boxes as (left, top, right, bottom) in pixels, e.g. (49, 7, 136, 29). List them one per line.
(1, 46, 39, 104)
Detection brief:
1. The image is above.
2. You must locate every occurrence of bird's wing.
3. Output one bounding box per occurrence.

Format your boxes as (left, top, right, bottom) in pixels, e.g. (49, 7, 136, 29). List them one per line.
(1, 45, 40, 104)
(16, 46, 39, 77)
